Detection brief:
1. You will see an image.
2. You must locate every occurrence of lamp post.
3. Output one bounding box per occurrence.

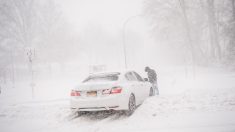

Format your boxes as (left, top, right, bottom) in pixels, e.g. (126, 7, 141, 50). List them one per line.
(10, 49, 15, 88)
(26, 48, 36, 99)
(122, 14, 143, 69)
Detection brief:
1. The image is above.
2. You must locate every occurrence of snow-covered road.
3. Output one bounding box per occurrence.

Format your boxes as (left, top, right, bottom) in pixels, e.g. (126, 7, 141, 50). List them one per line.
(1, 90, 235, 132)
(1, 67, 235, 132)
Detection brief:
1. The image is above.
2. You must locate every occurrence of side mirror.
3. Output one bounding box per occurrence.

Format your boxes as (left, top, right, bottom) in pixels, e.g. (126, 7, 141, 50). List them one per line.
(144, 78, 148, 82)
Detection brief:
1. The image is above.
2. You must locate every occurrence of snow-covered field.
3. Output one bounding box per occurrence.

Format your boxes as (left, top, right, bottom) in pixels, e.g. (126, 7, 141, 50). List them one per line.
(1, 66, 235, 132)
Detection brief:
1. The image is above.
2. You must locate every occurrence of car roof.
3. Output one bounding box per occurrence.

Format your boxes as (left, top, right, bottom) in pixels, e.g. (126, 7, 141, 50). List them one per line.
(89, 69, 135, 76)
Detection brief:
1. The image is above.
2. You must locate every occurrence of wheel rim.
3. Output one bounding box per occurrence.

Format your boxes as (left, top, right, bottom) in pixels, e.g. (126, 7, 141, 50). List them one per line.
(129, 95, 136, 111)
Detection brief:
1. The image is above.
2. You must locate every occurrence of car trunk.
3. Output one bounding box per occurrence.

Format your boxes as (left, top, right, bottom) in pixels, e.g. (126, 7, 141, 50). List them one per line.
(74, 81, 120, 98)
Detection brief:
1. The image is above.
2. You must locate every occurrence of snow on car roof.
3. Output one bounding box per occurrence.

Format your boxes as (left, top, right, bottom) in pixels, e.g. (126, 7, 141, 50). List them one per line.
(89, 69, 135, 76)
(89, 72, 120, 77)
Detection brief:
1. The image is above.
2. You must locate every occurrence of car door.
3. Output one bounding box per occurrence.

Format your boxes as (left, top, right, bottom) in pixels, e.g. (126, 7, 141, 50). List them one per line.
(124, 72, 142, 104)
(133, 72, 148, 102)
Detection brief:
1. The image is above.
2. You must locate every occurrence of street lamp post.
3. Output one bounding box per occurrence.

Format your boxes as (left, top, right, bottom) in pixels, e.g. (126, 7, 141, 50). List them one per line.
(26, 48, 36, 99)
(122, 14, 143, 69)
(10, 49, 15, 88)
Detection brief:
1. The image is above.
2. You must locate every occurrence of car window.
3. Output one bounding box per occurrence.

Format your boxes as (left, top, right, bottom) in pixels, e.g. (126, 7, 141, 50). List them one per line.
(133, 72, 144, 82)
(83, 74, 119, 83)
(125, 72, 137, 81)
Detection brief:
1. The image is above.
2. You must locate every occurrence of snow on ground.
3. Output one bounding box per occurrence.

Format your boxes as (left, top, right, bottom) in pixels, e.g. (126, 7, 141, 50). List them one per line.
(0, 66, 235, 132)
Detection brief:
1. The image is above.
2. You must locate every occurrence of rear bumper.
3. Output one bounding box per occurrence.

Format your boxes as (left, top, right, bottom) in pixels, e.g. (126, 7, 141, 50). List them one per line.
(70, 94, 129, 111)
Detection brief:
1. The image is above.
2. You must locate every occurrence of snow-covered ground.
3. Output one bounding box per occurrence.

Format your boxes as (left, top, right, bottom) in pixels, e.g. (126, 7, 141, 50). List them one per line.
(0, 66, 235, 132)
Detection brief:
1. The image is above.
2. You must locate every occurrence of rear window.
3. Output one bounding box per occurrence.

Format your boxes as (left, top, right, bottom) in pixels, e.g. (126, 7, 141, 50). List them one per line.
(83, 73, 120, 83)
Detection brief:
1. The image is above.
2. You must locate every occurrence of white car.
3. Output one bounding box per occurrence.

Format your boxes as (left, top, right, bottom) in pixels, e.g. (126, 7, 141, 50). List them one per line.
(70, 70, 153, 115)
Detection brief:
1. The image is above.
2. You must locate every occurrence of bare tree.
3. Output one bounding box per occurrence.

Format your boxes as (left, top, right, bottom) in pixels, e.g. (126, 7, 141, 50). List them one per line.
(0, 0, 62, 89)
(144, 0, 206, 64)
(178, 0, 195, 63)
(144, 0, 235, 66)
(226, 0, 235, 65)
(206, 0, 221, 60)
(232, 0, 235, 19)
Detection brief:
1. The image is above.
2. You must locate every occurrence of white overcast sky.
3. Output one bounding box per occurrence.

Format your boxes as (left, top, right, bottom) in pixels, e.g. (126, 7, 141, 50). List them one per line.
(57, 0, 143, 32)
(55, 0, 178, 69)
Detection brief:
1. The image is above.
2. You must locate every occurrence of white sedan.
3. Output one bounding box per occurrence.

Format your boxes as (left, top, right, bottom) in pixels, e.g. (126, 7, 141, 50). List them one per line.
(70, 70, 154, 115)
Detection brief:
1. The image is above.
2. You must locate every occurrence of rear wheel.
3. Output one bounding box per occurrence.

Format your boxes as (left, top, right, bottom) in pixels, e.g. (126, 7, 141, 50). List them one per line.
(125, 94, 136, 116)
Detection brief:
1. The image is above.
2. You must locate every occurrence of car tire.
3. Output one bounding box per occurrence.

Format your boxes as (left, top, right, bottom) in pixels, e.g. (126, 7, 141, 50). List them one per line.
(125, 94, 136, 116)
(149, 87, 154, 96)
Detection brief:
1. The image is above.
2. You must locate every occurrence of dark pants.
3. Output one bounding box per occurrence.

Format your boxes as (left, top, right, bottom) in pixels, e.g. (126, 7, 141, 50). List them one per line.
(152, 81, 159, 95)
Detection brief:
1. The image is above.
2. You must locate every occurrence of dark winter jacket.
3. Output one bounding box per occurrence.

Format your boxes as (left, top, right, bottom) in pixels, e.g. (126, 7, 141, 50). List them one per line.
(147, 69, 157, 84)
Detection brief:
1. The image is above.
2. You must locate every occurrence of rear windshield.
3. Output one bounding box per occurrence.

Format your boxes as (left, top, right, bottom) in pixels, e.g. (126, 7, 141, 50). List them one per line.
(83, 73, 120, 83)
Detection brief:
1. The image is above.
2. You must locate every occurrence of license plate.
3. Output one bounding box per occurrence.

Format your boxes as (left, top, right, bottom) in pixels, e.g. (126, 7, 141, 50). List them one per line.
(87, 91, 97, 97)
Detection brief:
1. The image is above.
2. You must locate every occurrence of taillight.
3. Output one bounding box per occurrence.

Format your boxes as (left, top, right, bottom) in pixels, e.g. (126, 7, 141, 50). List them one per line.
(71, 90, 81, 96)
(102, 87, 122, 95)
(111, 87, 122, 94)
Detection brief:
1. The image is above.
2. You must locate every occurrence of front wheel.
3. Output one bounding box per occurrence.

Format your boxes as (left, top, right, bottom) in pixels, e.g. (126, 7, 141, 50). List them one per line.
(125, 94, 136, 116)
